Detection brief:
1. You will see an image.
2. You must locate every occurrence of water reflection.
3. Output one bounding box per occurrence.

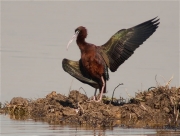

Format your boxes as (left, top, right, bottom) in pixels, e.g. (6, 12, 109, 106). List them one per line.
(1, 114, 180, 136)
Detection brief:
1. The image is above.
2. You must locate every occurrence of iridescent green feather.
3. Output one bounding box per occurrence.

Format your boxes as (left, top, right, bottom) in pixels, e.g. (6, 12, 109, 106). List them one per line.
(100, 17, 159, 72)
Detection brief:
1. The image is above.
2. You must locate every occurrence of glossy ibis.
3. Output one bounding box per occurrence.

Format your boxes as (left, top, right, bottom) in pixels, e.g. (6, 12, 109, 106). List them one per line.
(63, 17, 160, 102)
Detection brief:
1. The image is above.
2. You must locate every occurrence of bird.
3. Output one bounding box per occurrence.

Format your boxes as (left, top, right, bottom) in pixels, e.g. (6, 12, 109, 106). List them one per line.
(63, 17, 160, 102)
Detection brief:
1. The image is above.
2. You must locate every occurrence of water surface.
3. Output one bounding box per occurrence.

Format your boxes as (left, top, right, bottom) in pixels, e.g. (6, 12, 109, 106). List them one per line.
(1, 114, 174, 136)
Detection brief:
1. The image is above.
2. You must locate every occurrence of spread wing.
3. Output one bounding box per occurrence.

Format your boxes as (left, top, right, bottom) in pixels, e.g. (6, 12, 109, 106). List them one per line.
(100, 17, 160, 72)
(62, 58, 99, 89)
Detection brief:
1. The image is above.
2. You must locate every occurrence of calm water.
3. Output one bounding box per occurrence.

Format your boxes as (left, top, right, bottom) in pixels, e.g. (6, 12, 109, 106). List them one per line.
(2, 114, 179, 136)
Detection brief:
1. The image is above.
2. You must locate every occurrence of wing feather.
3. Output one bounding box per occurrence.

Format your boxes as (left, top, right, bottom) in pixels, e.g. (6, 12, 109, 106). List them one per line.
(62, 58, 99, 89)
(100, 17, 160, 72)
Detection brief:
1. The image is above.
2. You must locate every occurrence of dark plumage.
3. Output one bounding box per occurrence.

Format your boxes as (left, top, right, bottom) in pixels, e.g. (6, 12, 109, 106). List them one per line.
(63, 17, 160, 102)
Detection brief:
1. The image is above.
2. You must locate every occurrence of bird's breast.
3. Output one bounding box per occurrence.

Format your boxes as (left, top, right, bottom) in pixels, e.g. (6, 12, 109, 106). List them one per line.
(81, 51, 105, 79)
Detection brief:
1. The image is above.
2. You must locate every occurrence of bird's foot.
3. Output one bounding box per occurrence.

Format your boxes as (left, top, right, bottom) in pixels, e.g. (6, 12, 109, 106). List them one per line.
(86, 96, 96, 102)
(93, 99, 102, 102)
(86, 96, 102, 102)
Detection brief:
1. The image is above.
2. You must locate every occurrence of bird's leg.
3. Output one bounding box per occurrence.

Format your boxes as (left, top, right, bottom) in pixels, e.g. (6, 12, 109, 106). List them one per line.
(86, 89, 97, 102)
(95, 76, 105, 102)
(92, 89, 97, 100)
(87, 77, 105, 102)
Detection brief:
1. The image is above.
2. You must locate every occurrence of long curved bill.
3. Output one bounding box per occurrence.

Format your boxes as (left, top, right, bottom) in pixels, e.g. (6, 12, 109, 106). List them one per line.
(66, 30, 79, 50)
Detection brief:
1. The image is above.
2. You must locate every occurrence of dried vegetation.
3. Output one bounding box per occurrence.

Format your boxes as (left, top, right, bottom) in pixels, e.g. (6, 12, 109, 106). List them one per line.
(1, 77, 180, 128)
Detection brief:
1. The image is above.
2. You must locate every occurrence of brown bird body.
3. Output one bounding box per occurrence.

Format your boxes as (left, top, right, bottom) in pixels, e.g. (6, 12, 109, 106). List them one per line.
(63, 17, 160, 102)
(76, 27, 108, 95)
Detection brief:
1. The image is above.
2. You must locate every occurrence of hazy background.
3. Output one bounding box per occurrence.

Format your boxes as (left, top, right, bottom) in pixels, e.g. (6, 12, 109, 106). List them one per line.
(1, 1, 179, 103)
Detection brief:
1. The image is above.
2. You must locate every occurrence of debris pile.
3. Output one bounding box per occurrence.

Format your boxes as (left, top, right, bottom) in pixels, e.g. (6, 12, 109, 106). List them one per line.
(1, 86, 180, 128)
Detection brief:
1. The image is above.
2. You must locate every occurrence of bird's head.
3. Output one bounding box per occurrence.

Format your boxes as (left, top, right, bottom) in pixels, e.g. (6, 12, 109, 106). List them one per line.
(75, 26, 87, 39)
(66, 26, 87, 50)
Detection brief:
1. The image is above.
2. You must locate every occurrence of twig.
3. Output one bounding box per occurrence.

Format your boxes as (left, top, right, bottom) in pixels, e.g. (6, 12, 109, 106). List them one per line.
(79, 87, 87, 96)
(140, 104, 147, 111)
(125, 88, 133, 99)
(155, 75, 160, 87)
(155, 74, 173, 88)
(165, 75, 173, 87)
(69, 78, 74, 93)
(159, 75, 166, 83)
(111, 83, 123, 103)
(132, 108, 140, 117)
(169, 96, 174, 105)
(155, 74, 166, 87)
(175, 109, 179, 123)
(127, 91, 144, 101)
(78, 102, 84, 114)
(148, 87, 156, 91)
(129, 113, 132, 122)
(174, 105, 176, 115)
(76, 91, 78, 108)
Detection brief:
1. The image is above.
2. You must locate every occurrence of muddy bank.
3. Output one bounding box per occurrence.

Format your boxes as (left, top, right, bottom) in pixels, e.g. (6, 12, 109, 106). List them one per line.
(1, 85, 180, 128)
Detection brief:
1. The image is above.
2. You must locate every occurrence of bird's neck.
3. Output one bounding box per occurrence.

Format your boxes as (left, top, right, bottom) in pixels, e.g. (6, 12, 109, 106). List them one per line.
(76, 38, 87, 52)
